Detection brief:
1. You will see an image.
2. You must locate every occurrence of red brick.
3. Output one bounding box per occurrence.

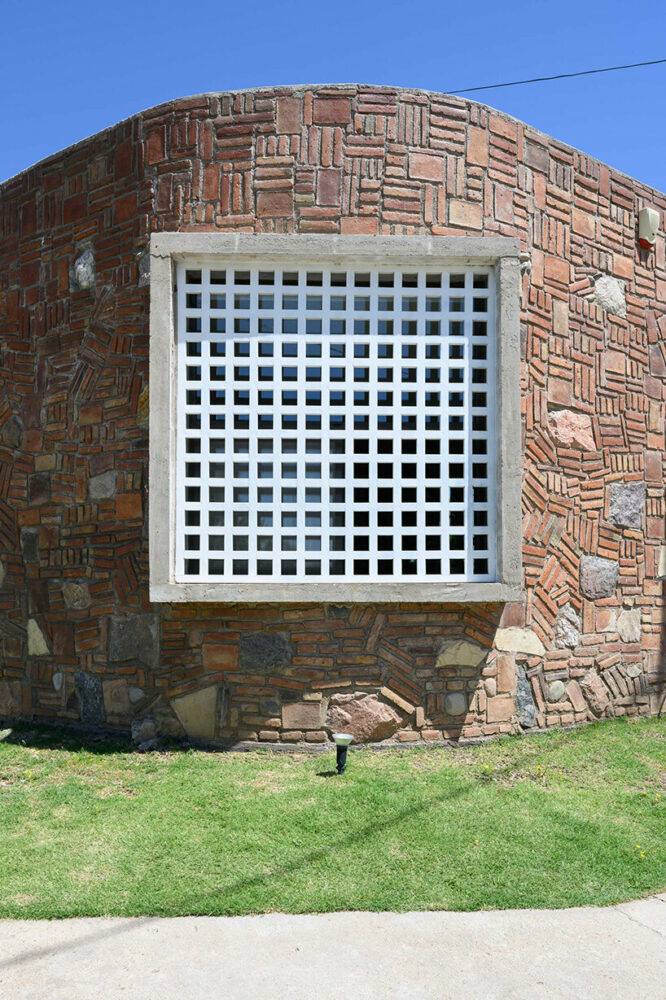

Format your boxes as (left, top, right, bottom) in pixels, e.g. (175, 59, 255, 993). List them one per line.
(256, 189, 293, 218)
(312, 97, 351, 125)
(316, 168, 341, 206)
(408, 152, 444, 182)
(276, 97, 301, 134)
(115, 493, 142, 520)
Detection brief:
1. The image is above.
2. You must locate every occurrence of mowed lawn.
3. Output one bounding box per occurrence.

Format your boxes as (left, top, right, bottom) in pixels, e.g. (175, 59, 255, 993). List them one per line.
(0, 717, 664, 918)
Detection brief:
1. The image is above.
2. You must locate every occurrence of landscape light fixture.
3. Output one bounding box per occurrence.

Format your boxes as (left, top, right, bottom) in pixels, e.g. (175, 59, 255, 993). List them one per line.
(332, 733, 353, 774)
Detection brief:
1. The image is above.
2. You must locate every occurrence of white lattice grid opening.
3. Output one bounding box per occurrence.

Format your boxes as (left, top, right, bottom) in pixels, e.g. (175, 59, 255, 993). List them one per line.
(175, 261, 496, 584)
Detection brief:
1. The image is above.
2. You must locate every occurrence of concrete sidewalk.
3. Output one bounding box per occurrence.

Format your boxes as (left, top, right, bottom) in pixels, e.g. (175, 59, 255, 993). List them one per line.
(0, 896, 664, 1000)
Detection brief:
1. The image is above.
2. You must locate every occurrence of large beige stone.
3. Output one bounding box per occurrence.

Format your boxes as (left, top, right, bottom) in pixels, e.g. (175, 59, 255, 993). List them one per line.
(547, 410, 596, 452)
(616, 610, 641, 644)
(281, 701, 323, 730)
(171, 685, 219, 739)
(435, 637, 488, 668)
(494, 628, 545, 657)
(27, 619, 50, 656)
(486, 696, 514, 723)
(103, 679, 132, 720)
(658, 544, 666, 579)
(328, 693, 401, 743)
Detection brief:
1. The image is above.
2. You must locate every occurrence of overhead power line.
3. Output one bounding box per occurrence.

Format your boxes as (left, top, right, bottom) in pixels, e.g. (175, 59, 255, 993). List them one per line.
(448, 58, 666, 95)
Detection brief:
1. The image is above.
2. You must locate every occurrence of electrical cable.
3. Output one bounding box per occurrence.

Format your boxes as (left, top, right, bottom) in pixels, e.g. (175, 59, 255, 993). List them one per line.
(448, 58, 666, 95)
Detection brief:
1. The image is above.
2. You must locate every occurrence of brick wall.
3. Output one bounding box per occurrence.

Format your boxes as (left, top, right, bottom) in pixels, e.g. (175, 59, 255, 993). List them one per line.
(0, 85, 665, 745)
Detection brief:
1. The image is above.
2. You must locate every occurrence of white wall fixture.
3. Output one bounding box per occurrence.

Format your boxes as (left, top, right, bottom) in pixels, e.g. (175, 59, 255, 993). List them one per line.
(638, 206, 659, 249)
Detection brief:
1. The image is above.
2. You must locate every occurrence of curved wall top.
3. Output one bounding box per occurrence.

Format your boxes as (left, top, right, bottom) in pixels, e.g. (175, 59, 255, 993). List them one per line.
(0, 84, 664, 743)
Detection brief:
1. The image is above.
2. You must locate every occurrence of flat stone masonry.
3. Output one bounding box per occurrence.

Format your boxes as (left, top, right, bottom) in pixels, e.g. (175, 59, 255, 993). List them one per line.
(0, 84, 664, 744)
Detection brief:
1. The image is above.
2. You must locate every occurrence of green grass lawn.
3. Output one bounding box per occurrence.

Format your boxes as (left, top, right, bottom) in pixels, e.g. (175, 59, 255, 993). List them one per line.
(0, 717, 664, 918)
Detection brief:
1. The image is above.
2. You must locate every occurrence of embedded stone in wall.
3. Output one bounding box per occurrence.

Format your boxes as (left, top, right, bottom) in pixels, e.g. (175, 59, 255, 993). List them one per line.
(516, 665, 536, 728)
(171, 686, 219, 739)
(328, 693, 401, 742)
(20, 527, 39, 563)
(88, 470, 117, 500)
(137, 386, 149, 427)
(494, 628, 545, 657)
(27, 619, 50, 656)
(579, 556, 619, 600)
(625, 662, 643, 679)
(238, 631, 293, 672)
(52, 672, 63, 692)
(566, 680, 587, 714)
(1, 415, 23, 450)
(616, 609, 641, 644)
(108, 614, 159, 668)
(62, 581, 91, 610)
(553, 604, 580, 649)
(592, 275, 626, 317)
(580, 671, 611, 716)
(444, 692, 468, 717)
(74, 670, 105, 725)
(608, 482, 646, 529)
(70, 247, 95, 291)
(282, 700, 324, 731)
(547, 680, 566, 703)
(547, 410, 595, 452)
(434, 637, 488, 668)
(131, 717, 157, 745)
(0, 680, 21, 716)
(103, 678, 131, 720)
(137, 248, 150, 288)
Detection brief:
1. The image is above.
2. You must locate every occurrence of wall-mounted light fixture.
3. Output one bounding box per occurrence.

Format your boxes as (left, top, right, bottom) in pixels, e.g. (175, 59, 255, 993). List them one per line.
(638, 206, 659, 249)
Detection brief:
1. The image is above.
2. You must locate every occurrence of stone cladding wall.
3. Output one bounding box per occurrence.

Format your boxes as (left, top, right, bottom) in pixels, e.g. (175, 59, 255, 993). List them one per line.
(0, 85, 665, 745)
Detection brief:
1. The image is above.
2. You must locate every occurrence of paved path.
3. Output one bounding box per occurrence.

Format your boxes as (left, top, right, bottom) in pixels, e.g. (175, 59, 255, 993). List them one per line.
(0, 896, 664, 999)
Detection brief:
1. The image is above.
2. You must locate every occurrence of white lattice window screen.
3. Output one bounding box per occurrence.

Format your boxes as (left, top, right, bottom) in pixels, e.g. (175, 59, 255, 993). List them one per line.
(175, 261, 497, 584)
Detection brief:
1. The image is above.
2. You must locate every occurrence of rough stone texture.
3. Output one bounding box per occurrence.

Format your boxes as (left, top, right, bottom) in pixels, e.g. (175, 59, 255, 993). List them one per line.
(1, 415, 23, 450)
(131, 717, 157, 744)
(592, 275, 626, 317)
(580, 671, 612, 716)
(434, 637, 488, 668)
(239, 632, 293, 672)
(547, 680, 566, 703)
(70, 247, 95, 291)
(616, 610, 641, 644)
(444, 692, 468, 717)
(108, 614, 159, 668)
(566, 680, 587, 714)
(0, 680, 21, 716)
(282, 701, 323, 730)
(171, 686, 219, 739)
(608, 482, 646, 529)
(553, 604, 581, 649)
(20, 527, 39, 563)
(516, 666, 535, 728)
(62, 582, 91, 610)
(579, 556, 619, 600)
(327, 693, 402, 742)
(494, 628, 545, 656)
(52, 672, 63, 692)
(27, 619, 49, 656)
(547, 410, 596, 452)
(74, 670, 105, 725)
(103, 679, 131, 719)
(88, 470, 117, 501)
(0, 84, 664, 745)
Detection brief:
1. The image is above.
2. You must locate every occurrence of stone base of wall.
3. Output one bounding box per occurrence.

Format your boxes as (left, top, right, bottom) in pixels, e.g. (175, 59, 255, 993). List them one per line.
(1, 602, 660, 749)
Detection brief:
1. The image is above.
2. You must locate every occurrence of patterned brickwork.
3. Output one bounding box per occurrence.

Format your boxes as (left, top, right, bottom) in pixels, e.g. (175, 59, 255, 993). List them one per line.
(0, 85, 664, 743)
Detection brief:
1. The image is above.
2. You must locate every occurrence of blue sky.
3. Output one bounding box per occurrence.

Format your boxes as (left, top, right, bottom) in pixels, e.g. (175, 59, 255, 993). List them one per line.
(1, 0, 665, 191)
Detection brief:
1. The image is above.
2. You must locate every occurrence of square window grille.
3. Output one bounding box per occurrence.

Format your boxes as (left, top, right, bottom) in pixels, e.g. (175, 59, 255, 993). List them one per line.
(175, 261, 497, 584)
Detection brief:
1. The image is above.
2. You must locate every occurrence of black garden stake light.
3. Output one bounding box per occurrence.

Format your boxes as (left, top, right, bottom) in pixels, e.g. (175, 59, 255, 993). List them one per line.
(332, 732, 353, 774)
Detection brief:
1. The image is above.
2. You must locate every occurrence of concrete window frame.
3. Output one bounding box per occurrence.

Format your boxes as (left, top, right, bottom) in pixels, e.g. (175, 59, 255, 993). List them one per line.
(149, 233, 522, 603)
